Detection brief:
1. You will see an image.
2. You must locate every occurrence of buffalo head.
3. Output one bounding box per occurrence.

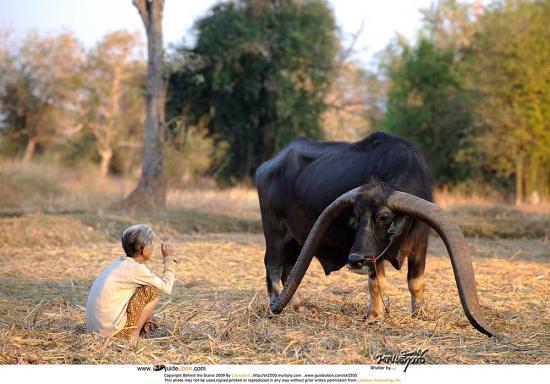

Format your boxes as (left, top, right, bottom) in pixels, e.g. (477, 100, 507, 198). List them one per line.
(347, 183, 413, 274)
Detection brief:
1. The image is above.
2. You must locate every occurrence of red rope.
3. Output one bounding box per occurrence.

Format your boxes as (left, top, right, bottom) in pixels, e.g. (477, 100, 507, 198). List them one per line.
(371, 254, 389, 317)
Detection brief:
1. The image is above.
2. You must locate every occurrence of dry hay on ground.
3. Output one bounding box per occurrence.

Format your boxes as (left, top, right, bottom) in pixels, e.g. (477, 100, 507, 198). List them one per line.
(448, 205, 550, 240)
(1, 202, 549, 252)
(0, 233, 548, 365)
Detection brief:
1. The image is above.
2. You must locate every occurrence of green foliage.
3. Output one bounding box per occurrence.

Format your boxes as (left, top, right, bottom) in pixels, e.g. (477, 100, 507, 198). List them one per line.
(164, 123, 227, 187)
(166, 0, 338, 182)
(380, 0, 550, 202)
(464, 0, 550, 202)
(382, 39, 472, 185)
(420, 0, 478, 53)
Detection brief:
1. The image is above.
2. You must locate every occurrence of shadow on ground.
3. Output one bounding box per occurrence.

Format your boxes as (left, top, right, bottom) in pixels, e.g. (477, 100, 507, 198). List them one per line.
(0, 208, 262, 248)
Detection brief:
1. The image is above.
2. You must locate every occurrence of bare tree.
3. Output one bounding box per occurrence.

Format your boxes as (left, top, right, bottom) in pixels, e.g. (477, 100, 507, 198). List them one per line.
(83, 31, 143, 176)
(124, 0, 167, 207)
(0, 31, 83, 162)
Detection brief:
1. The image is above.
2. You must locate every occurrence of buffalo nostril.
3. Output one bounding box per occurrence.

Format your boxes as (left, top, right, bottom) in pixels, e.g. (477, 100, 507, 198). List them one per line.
(348, 253, 365, 262)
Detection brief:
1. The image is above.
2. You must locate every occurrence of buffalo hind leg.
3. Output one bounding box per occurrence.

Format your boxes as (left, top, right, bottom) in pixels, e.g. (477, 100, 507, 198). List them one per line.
(264, 233, 286, 307)
(408, 251, 427, 316)
(366, 259, 386, 320)
(264, 234, 303, 311)
(402, 222, 428, 316)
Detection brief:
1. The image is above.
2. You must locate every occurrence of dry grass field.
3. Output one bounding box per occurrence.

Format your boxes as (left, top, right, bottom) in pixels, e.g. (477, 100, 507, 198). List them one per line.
(0, 161, 549, 365)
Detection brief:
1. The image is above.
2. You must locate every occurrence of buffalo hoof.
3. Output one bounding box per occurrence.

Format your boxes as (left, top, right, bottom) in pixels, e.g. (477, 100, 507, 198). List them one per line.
(411, 304, 429, 319)
(267, 294, 308, 314)
(290, 294, 303, 311)
(364, 310, 384, 322)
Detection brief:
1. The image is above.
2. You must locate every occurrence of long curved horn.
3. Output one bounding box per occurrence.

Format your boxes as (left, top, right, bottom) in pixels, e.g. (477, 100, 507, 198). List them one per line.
(388, 191, 496, 337)
(270, 187, 361, 314)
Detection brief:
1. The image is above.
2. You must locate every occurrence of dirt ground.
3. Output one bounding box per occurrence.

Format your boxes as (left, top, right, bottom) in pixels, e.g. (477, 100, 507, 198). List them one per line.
(1, 232, 548, 364)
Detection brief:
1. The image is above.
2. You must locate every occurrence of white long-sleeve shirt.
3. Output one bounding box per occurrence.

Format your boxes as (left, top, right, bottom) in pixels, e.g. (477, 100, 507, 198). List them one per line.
(85, 256, 177, 337)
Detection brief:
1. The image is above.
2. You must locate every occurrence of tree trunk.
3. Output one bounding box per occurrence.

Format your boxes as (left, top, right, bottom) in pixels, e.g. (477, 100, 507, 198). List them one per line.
(527, 160, 540, 204)
(99, 147, 113, 177)
(515, 156, 524, 205)
(124, 0, 167, 208)
(258, 70, 275, 165)
(22, 137, 37, 163)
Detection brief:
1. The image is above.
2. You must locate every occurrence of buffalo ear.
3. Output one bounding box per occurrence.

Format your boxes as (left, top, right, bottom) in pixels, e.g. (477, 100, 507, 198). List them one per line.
(388, 214, 413, 241)
(386, 214, 413, 270)
(389, 256, 403, 270)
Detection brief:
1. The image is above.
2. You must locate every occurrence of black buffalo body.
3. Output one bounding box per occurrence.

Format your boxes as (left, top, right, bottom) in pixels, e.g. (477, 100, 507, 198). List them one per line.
(255, 131, 495, 336)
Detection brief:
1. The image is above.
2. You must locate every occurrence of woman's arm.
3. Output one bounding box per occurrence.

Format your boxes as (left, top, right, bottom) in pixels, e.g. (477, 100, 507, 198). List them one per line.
(132, 255, 177, 294)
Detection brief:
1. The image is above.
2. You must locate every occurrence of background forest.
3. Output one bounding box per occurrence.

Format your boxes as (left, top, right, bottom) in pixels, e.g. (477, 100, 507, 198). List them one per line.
(1, 0, 549, 201)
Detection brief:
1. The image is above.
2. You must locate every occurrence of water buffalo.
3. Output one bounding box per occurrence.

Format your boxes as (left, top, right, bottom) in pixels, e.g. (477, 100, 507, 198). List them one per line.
(255, 131, 494, 337)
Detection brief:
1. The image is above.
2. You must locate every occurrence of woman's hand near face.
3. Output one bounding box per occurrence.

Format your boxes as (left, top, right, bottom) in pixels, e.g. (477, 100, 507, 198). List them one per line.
(161, 242, 175, 257)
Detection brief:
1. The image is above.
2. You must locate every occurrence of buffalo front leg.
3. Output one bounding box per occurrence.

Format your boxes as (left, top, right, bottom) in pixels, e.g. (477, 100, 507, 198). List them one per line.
(408, 255, 426, 316)
(406, 224, 428, 316)
(366, 260, 386, 320)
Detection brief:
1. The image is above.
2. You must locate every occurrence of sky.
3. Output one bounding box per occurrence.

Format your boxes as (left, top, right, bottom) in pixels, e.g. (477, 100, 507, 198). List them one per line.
(2, 0, 451, 67)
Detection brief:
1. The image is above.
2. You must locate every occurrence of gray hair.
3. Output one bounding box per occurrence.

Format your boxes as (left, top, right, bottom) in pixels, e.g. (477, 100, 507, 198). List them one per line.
(121, 224, 155, 257)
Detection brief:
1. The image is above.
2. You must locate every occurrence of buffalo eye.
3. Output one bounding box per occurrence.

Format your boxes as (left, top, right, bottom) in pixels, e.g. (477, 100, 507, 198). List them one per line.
(376, 211, 394, 227)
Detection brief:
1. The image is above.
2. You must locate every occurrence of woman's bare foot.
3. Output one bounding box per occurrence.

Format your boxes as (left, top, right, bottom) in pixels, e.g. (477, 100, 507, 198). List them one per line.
(129, 330, 140, 345)
(142, 321, 158, 335)
(141, 314, 159, 336)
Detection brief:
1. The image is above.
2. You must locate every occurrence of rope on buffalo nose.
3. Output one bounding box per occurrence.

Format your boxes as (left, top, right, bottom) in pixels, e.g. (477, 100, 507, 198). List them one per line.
(370, 239, 394, 318)
(368, 219, 413, 320)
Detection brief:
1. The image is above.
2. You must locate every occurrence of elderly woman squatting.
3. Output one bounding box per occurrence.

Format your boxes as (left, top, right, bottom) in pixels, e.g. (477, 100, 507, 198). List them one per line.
(85, 224, 177, 342)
